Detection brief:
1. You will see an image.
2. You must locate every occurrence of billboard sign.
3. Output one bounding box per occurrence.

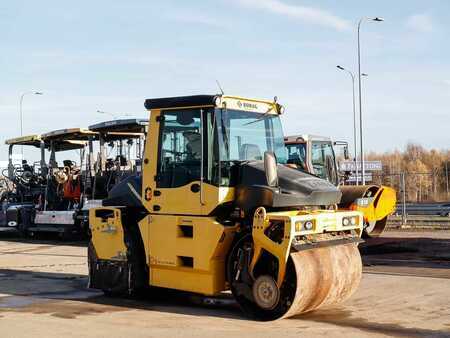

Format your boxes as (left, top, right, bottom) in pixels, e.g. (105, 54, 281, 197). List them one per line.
(346, 173, 373, 183)
(339, 161, 382, 172)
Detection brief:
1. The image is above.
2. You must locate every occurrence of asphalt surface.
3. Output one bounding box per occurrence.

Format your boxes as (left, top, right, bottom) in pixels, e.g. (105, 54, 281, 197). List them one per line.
(0, 231, 449, 338)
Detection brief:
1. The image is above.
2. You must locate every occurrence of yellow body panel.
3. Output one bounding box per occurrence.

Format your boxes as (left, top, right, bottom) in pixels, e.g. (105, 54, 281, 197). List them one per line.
(141, 109, 160, 213)
(250, 207, 363, 286)
(90, 207, 128, 261)
(141, 109, 235, 216)
(138, 214, 237, 295)
(216, 95, 282, 114)
(150, 182, 235, 215)
(353, 186, 397, 223)
(5, 134, 42, 146)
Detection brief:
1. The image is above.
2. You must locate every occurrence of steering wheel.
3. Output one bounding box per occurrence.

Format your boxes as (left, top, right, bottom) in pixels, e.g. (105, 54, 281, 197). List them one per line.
(13, 166, 34, 184)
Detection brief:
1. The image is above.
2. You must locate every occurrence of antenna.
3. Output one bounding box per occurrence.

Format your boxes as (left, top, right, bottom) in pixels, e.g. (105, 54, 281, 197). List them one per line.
(215, 80, 224, 95)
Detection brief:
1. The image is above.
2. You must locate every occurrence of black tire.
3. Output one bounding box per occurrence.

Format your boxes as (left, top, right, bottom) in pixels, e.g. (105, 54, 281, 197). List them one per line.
(87, 214, 149, 298)
(87, 241, 128, 297)
(226, 234, 296, 321)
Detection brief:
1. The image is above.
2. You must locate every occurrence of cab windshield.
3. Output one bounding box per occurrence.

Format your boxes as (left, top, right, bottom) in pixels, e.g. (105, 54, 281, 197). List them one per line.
(216, 108, 287, 186)
(156, 107, 287, 188)
(311, 141, 337, 182)
(217, 109, 286, 162)
(286, 143, 307, 170)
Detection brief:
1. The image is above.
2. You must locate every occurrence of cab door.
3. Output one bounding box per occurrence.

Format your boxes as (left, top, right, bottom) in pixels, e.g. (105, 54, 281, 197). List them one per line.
(142, 108, 205, 215)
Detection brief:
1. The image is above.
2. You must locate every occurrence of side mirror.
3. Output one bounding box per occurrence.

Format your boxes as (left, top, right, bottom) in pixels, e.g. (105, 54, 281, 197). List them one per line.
(325, 154, 338, 184)
(343, 145, 349, 160)
(264, 151, 278, 187)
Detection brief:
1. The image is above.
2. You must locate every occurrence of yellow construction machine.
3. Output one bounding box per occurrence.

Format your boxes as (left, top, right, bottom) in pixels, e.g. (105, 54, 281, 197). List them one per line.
(284, 134, 396, 238)
(88, 95, 364, 320)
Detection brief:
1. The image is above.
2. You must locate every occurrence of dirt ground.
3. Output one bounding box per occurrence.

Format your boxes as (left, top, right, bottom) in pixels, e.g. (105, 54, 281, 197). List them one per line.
(0, 231, 449, 338)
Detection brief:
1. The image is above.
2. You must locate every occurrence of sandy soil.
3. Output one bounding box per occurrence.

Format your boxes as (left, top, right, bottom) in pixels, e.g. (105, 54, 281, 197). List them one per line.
(0, 232, 449, 338)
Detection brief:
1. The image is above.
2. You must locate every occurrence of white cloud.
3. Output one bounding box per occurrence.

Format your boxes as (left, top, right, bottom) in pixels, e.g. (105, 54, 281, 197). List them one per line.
(234, 0, 350, 31)
(168, 12, 229, 29)
(406, 14, 434, 33)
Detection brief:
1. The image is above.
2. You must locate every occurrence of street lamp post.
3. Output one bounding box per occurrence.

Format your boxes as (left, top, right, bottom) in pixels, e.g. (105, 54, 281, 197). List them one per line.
(337, 65, 358, 185)
(357, 16, 384, 185)
(20, 91, 43, 137)
(337, 66, 368, 185)
(97, 110, 118, 120)
(19, 91, 43, 157)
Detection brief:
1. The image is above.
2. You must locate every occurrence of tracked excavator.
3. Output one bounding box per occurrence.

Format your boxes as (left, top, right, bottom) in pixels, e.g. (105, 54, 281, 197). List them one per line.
(88, 95, 363, 320)
(284, 134, 396, 238)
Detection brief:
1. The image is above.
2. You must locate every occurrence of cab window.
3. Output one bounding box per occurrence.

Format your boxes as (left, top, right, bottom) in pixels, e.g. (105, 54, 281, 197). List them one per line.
(156, 109, 202, 188)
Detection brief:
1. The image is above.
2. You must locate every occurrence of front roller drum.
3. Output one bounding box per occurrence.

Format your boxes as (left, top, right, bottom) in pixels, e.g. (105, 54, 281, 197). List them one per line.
(282, 243, 362, 318)
(229, 240, 362, 320)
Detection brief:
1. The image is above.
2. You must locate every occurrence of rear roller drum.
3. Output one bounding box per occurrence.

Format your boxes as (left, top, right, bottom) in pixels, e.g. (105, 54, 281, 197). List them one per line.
(363, 216, 388, 238)
(227, 235, 362, 320)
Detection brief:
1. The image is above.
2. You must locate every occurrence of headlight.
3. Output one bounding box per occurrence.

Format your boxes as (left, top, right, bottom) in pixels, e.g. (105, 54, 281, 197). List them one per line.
(295, 220, 314, 232)
(304, 221, 313, 230)
(357, 198, 370, 207)
(343, 216, 358, 226)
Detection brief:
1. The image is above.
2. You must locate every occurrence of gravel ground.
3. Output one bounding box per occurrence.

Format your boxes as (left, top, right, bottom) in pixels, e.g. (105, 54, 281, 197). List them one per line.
(0, 231, 449, 338)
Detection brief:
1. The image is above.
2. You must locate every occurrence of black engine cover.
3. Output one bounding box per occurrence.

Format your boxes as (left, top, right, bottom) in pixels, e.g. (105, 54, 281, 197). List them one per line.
(102, 175, 143, 208)
(235, 161, 341, 212)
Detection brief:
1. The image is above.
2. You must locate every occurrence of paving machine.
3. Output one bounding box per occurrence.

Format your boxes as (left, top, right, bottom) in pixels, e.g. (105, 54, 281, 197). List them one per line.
(75, 119, 148, 232)
(88, 95, 364, 320)
(26, 128, 97, 238)
(87, 118, 148, 199)
(285, 134, 396, 238)
(0, 134, 48, 234)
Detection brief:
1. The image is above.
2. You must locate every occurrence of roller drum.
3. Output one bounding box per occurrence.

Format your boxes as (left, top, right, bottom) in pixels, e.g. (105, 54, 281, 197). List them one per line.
(229, 237, 362, 320)
(282, 243, 362, 318)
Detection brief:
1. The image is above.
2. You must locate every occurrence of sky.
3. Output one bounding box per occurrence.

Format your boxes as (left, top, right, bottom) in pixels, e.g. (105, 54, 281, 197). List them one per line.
(0, 0, 449, 162)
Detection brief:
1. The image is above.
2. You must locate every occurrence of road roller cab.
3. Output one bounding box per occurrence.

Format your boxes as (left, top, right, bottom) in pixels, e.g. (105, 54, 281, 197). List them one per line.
(88, 95, 364, 320)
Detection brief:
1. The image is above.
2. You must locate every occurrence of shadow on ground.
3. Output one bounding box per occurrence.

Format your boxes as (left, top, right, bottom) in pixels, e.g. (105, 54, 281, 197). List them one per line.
(0, 231, 87, 248)
(361, 236, 450, 266)
(0, 268, 449, 337)
(0, 268, 243, 320)
(293, 308, 450, 338)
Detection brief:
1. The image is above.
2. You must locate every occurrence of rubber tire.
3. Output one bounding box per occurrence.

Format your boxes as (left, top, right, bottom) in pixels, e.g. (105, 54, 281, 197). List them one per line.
(226, 234, 296, 321)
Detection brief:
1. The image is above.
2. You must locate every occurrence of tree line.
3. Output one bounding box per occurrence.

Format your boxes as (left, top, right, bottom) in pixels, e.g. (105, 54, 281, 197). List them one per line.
(365, 143, 450, 203)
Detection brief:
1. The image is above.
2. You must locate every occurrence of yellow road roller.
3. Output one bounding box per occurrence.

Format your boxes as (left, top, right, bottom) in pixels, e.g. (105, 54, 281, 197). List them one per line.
(88, 95, 364, 320)
(284, 134, 396, 238)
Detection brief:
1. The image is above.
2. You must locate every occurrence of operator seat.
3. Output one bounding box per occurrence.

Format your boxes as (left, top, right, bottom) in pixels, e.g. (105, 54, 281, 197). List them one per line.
(287, 153, 306, 170)
(241, 144, 262, 160)
(184, 131, 201, 160)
